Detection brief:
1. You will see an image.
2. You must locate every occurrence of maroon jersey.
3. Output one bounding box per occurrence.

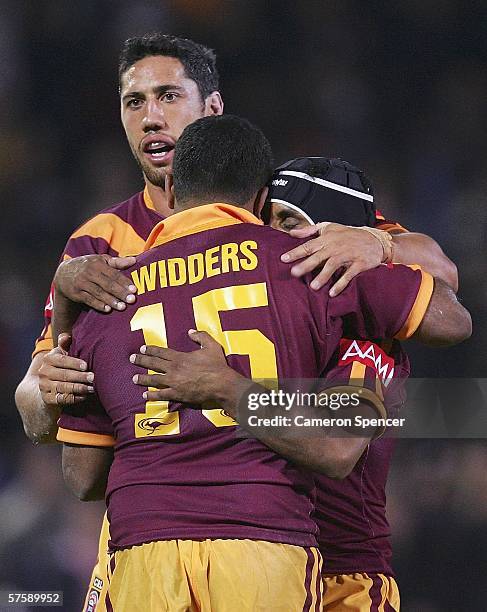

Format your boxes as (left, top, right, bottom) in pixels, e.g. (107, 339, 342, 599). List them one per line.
(34, 188, 162, 355)
(315, 339, 409, 576)
(58, 203, 432, 551)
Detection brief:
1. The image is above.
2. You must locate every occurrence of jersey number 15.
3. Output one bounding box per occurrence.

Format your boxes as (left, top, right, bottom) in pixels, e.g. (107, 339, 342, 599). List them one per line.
(130, 282, 278, 438)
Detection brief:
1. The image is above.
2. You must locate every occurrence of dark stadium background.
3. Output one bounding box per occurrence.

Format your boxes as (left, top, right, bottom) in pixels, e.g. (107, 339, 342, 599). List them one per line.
(1, 2, 486, 610)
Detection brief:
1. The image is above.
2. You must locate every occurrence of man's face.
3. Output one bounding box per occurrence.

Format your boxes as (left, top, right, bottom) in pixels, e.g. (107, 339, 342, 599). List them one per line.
(120, 55, 213, 187)
(269, 202, 312, 232)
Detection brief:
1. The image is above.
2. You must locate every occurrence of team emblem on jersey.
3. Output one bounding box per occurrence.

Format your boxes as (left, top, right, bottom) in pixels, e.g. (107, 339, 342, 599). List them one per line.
(339, 339, 395, 387)
(136, 415, 179, 436)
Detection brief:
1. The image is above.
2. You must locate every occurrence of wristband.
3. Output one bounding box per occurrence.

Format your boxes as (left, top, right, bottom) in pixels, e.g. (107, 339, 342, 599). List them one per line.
(359, 226, 394, 263)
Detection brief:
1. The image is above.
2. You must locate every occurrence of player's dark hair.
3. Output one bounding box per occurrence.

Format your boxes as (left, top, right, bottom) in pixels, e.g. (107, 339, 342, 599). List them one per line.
(119, 33, 219, 100)
(173, 115, 274, 208)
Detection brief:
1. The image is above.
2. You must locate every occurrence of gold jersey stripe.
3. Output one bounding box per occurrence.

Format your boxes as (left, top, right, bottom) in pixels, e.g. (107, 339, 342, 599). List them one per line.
(32, 324, 53, 358)
(395, 266, 434, 340)
(377, 222, 408, 234)
(70, 213, 146, 257)
(350, 361, 366, 385)
(57, 427, 115, 447)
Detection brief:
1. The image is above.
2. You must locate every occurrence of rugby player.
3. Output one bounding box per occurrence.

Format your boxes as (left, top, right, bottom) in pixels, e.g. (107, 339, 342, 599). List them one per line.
(140, 157, 413, 611)
(14, 32, 460, 611)
(54, 115, 470, 611)
(15, 33, 224, 443)
(270, 159, 407, 611)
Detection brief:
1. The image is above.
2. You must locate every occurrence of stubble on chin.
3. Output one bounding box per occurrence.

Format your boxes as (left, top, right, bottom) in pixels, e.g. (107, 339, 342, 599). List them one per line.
(131, 145, 167, 188)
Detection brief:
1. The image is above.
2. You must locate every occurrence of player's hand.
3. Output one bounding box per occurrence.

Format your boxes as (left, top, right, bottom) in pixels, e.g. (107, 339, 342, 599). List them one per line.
(130, 330, 239, 404)
(38, 333, 95, 407)
(280, 222, 383, 296)
(54, 254, 138, 313)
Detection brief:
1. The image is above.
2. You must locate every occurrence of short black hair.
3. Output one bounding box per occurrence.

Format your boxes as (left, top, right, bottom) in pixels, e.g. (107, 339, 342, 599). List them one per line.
(173, 115, 274, 208)
(119, 33, 219, 100)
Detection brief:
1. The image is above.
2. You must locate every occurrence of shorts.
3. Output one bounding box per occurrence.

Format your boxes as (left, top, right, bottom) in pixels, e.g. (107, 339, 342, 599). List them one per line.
(106, 538, 323, 611)
(322, 573, 399, 611)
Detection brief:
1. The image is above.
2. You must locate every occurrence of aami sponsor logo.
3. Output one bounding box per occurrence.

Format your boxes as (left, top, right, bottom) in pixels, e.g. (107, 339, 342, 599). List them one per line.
(339, 339, 395, 387)
(271, 178, 288, 187)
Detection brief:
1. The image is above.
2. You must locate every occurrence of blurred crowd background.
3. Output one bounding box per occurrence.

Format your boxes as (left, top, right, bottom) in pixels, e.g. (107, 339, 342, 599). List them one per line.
(1, 1, 486, 610)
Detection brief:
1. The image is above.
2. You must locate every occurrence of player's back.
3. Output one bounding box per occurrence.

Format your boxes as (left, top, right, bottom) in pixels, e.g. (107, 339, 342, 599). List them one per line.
(68, 205, 339, 551)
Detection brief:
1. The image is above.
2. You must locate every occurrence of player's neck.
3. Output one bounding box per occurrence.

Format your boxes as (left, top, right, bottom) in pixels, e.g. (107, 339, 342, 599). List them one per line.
(144, 180, 173, 218)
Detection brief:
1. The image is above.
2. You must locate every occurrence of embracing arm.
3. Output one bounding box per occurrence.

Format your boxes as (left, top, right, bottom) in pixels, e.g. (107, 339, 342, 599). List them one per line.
(412, 277, 471, 346)
(15, 254, 136, 444)
(392, 232, 458, 291)
(281, 223, 459, 294)
(15, 339, 94, 445)
(15, 352, 58, 444)
(130, 332, 377, 478)
(208, 369, 375, 478)
(62, 444, 113, 501)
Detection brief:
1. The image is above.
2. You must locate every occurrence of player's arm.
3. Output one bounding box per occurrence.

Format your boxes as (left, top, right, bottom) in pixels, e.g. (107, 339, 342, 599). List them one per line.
(62, 444, 113, 501)
(15, 250, 136, 444)
(57, 393, 115, 500)
(385, 232, 458, 291)
(280, 222, 458, 295)
(52, 253, 139, 341)
(15, 337, 96, 444)
(15, 351, 58, 444)
(129, 331, 380, 478)
(411, 277, 469, 346)
(329, 265, 471, 347)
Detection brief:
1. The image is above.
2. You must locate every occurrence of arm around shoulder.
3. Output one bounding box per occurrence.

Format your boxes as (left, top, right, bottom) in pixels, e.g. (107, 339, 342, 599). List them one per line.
(15, 352, 59, 445)
(392, 232, 459, 291)
(412, 277, 472, 347)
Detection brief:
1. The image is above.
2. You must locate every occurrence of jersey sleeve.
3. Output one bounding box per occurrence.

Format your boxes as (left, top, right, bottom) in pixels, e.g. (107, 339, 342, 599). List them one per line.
(374, 209, 408, 234)
(56, 316, 115, 447)
(327, 264, 434, 341)
(320, 338, 410, 436)
(57, 396, 115, 447)
(32, 214, 119, 357)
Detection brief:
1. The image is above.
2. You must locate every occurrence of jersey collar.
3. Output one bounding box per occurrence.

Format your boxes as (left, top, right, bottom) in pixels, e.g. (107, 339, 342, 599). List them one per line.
(144, 203, 263, 250)
(143, 186, 156, 211)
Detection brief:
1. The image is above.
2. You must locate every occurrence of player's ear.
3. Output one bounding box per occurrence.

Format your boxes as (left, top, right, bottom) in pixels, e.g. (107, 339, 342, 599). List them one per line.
(165, 172, 175, 210)
(253, 186, 269, 219)
(204, 91, 224, 116)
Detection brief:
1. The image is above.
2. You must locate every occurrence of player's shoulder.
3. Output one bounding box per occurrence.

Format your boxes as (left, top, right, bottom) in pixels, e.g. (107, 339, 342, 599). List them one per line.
(240, 223, 306, 252)
(64, 190, 159, 257)
(70, 191, 145, 237)
(233, 223, 323, 288)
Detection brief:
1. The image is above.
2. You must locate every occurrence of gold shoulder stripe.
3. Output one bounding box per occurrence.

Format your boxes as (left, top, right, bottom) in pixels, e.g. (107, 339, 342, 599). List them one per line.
(349, 361, 366, 386)
(395, 266, 434, 339)
(376, 222, 408, 234)
(32, 324, 54, 358)
(70, 213, 146, 256)
(57, 427, 115, 447)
